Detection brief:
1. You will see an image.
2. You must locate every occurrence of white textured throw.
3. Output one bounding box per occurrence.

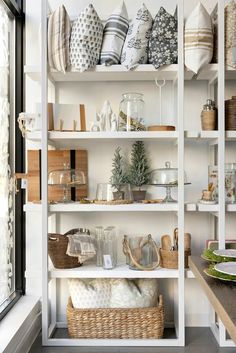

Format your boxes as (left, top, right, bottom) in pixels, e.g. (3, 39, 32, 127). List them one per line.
(70, 4, 103, 72)
(100, 1, 129, 65)
(121, 4, 153, 70)
(48, 5, 71, 73)
(185, 2, 213, 74)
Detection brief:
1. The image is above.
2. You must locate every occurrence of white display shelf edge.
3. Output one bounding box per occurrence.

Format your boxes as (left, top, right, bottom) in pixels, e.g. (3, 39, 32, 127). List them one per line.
(23, 203, 179, 212)
(23, 202, 236, 213)
(49, 264, 178, 279)
(49, 265, 194, 279)
(24, 64, 231, 82)
(25, 130, 236, 143)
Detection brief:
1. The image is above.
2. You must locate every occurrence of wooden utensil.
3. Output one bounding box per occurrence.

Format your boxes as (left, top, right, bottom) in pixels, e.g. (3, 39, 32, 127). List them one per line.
(161, 234, 172, 251)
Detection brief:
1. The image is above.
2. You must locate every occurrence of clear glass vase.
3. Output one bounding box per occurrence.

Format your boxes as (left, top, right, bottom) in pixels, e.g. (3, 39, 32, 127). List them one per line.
(118, 93, 145, 131)
(102, 226, 117, 269)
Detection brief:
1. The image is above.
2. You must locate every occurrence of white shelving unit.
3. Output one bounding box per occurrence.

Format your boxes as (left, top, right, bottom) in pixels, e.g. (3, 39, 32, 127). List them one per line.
(24, 0, 236, 348)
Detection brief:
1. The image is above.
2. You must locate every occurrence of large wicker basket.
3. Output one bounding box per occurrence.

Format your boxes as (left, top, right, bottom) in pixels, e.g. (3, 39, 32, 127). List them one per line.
(160, 249, 191, 269)
(48, 230, 82, 269)
(67, 296, 164, 339)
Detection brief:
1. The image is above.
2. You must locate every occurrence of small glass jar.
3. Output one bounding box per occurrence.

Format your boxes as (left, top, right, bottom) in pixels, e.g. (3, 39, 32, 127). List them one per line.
(118, 93, 145, 131)
(102, 226, 117, 269)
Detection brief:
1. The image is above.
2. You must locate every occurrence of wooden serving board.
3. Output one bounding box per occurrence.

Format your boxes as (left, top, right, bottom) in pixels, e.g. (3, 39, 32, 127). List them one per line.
(27, 150, 88, 202)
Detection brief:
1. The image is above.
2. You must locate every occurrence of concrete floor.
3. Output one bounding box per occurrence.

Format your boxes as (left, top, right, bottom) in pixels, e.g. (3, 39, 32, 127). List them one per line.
(29, 328, 236, 353)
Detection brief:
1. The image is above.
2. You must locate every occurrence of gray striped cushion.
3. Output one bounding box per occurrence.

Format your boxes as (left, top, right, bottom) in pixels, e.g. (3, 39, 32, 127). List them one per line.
(100, 2, 129, 65)
(48, 5, 71, 73)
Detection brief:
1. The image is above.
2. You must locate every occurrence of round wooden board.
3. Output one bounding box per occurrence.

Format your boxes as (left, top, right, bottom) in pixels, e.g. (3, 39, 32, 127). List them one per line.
(147, 125, 176, 131)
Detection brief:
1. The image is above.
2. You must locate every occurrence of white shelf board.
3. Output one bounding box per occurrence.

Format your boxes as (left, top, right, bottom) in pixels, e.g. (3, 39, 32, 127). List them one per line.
(24, 64, 234, 83)
(26, 130, 234, 144)
(185, 203, 219, 212)
(24, 202, 236, 213)
(25, 64, 179, 82)
(49, 265, 194, 279)
(44, 337, 180, 347)
(49, 264, 179, 279)
(25, 130, 178, 143)
(227, 204, 236, 212)
(226, 131, 236, 141)
(24, 202, 178, 212)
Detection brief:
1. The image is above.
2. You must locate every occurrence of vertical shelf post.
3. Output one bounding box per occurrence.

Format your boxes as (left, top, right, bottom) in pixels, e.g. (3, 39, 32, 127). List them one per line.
(218, 0, 226, 347)
(41, 0, 49, 345)
(177, 0, 185, 346)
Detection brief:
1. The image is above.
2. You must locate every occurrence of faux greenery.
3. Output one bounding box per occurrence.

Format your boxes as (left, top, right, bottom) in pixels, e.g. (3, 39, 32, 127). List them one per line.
(128, 141, 150, 189)
(110, 147, 128, 191)
(202, 249, 236, 263)
(206, 264, 236, 281)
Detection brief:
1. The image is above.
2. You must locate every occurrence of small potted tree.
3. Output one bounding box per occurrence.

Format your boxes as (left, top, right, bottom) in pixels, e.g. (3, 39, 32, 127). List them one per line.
(128, 141, 150, 202)
(110, 147, 128, 200)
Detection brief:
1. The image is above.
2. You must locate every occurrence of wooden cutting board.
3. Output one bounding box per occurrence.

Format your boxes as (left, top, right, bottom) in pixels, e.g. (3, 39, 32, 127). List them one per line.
(27, 150, 88, 202)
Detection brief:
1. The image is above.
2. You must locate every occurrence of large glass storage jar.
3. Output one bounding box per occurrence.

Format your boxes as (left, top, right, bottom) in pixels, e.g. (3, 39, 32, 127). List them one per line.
(118, 93, 145, 131)
(208, 164, 236, 203)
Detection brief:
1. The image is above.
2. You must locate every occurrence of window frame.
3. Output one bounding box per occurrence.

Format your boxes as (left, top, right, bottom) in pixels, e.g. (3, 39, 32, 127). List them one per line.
(0, 0, 24, 321)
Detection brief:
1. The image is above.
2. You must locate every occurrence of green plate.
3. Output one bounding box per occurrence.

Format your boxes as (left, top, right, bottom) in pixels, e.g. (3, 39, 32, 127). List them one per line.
(204, 268, 236, 283)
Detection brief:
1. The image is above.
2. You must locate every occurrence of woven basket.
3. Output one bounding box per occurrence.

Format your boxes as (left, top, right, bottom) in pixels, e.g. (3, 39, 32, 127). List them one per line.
(67, 296, 164, 339)
(225, 96, 236, 130)
(160, 249, 191, 269)
(48, 230, 82, 269)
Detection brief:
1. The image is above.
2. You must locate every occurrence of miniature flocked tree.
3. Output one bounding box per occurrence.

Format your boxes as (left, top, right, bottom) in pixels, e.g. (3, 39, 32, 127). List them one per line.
(110, 147, 128, 200)
(129, 141, 150, 201)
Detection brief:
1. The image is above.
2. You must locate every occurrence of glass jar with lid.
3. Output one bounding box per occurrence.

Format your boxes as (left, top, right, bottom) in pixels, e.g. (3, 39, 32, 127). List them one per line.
(201, 99, 217, 130)
(118, 93, 145, 131)
(208, 164, 236, 203)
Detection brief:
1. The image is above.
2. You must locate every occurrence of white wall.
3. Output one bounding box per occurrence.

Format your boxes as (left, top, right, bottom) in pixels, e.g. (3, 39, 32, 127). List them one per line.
(25, 0, 236, 328)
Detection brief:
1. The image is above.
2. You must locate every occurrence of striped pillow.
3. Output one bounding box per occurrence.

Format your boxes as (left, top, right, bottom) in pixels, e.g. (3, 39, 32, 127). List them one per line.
(48, 5, 71, 73)
(185, 3, 213, 74)
(100, 2, 129, 65)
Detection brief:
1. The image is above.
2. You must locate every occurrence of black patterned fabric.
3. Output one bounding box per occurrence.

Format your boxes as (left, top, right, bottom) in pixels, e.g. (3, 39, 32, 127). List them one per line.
(69, 4, 103, 72)
(148, 7, 178, 69)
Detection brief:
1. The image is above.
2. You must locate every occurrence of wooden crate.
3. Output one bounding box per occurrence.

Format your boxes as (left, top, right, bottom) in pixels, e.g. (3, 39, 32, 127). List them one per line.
(27, 150, 88, 202)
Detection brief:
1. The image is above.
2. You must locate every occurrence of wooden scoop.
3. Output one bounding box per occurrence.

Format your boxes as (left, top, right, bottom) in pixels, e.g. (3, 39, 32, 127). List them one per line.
(161, 234, 172, 251)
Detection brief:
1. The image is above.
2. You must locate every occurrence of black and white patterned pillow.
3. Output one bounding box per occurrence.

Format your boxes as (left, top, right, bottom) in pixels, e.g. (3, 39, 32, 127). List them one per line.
(100, 2, 129, 65)
(121, 4, 153, 70)
(148, 7, 178, 69)
(69, 4, 103, 72)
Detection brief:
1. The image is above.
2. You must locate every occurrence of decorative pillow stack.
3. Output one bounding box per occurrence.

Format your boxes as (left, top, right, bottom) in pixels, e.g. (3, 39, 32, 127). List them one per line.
(68, 278, 158, 309)
(184, 3, 213, 74)
(110, 278, 158, 308)
(211, 5, 218, 63)
(100, 2, 129, 66)
(68, 279, 111, 308)
(69, 4, 103, 72)
(225, 1, 236, 68)
(148, 7, 178, 69)
(48, 5, 71, 73)
(121, 4, 153, 70)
